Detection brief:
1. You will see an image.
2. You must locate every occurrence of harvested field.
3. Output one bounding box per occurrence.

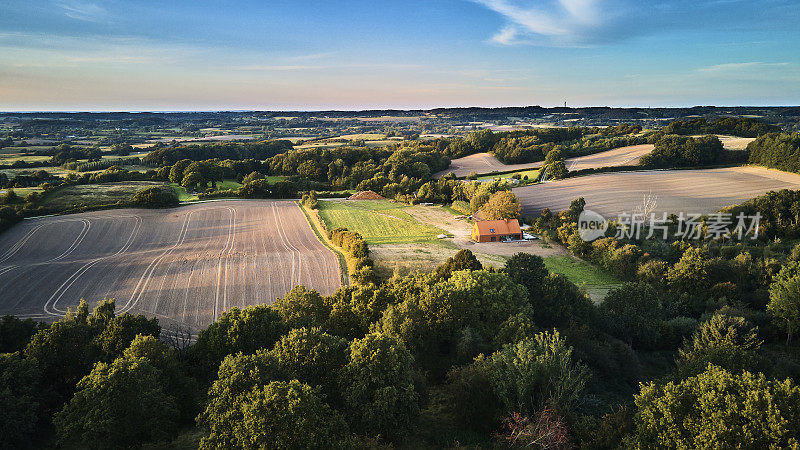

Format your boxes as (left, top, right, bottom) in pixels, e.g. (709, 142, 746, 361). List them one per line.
(0, 200, 340, 332)
(692, 135, 756, 150)
(435, 144, 655, 178)
(434, 153, 536, 178)
(565, 144, 654, 171)
(514, 166, 800, 218)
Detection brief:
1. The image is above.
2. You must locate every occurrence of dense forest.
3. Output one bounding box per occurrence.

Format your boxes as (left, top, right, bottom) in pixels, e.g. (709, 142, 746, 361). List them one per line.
(748, 132, 800, 173)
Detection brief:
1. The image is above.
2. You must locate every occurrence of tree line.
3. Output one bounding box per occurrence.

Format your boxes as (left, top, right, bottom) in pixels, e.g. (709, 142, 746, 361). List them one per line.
(748, 132, 800, 173)
(664, 117, 781, 138)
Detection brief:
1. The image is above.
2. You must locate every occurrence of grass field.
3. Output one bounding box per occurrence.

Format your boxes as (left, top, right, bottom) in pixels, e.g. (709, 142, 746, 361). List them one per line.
(543, 255, 620, 286)
(0, 153, 51, 164)
(317, 200, 446, 245)
(1, 187, 43, 196)
(171, 184, 198, 202)
(170, 179, 244, 202)
(42, 181, 166, 211)
(477, 168, 540, 185)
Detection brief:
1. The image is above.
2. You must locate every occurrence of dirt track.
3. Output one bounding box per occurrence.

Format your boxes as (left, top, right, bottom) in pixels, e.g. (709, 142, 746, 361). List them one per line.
(0, 201, 341, 332)
(435, 144, 655, 178)
(514, 166, 800, 218)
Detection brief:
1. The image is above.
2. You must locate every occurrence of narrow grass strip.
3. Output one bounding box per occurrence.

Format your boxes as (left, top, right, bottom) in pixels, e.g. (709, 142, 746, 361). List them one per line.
(298, 202, 350, 287)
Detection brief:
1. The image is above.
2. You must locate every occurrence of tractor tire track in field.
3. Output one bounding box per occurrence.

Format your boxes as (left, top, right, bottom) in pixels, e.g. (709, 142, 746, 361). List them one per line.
(45, 215, 142, 316)
(0, 201, 340, 332)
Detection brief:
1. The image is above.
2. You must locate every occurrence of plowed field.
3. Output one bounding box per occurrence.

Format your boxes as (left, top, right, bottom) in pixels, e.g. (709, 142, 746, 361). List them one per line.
(0, 200, 341, 332)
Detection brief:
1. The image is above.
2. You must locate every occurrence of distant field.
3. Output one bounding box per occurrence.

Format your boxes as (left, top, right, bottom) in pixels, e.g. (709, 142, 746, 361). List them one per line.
(317, 199, 445, 245)
(100, 152, 149, 160)
(0, 187, 43, 196)
(171, 184, 198, 202)
(514, 166, 800, 218)
(0, 166, 75, 178)
(42, 181, 166, 211)
(564, 144, 654, 171)
(0, 153, 51, 164)
(171, 179, 243, 202)
(435, 144, 655, 178)
(477, 168, 540, 182)
(338, 133, 386, 140)
(435, 153, 534, 178)
(690, 134, 756, 150)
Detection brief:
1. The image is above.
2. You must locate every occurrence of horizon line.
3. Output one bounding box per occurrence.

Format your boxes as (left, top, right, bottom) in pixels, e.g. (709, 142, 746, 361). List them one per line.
(1, 104, 799, 114)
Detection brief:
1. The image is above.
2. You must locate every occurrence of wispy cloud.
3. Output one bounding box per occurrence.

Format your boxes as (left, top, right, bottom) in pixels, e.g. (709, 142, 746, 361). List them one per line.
(490, 25, 523, 45)
(55, 0, 109, 23)
(472, 0, 800, 47)
(697, 62, 789, 73)
(232, 62, 421, 72)
(287, 52, 338, 62)
(473, 0, 622, 46)
(0, 33, 205, 68)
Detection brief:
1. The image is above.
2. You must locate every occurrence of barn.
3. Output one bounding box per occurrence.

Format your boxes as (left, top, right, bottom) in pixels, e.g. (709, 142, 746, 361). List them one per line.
(471, 219, 522, 243)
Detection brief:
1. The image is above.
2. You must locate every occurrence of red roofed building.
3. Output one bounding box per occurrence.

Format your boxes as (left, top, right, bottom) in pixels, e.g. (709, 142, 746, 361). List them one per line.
(471, 219, 522, 243)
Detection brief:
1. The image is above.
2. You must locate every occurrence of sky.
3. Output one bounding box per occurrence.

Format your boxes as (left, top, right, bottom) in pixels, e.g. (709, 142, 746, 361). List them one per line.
(1, 0, 799, 111)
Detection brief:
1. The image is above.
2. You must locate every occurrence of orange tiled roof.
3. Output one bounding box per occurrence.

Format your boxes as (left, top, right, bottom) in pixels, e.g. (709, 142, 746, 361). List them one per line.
(473, 219, 521, 236)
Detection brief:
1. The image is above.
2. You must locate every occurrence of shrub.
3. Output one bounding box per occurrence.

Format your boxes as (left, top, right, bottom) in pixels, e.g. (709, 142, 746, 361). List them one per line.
(131, 185, 179, 207)
(328, 228, 376, 284)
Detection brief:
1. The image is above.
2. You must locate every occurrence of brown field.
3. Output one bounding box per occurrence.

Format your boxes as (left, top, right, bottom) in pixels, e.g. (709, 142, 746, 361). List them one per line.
(710, 135, 757, 150)
(513, 166, 800, 218)
(434, 153, 535, 178)
(0, 200, 340, 332)
(434, 144, 655, 178)
(564, 144, 654, 171)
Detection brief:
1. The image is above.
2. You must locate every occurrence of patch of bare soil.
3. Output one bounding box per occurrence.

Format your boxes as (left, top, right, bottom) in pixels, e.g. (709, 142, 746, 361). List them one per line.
(348, 191, 385, 200)
(405, 206, 471, 238)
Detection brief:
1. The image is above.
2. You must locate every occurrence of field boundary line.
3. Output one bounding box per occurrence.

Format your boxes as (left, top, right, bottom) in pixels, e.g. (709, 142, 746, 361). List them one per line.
(298, 202, 349, 287)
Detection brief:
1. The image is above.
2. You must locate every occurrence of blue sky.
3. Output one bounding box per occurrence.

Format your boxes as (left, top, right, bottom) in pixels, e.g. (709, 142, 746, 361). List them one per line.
(1, 0, 799, 111)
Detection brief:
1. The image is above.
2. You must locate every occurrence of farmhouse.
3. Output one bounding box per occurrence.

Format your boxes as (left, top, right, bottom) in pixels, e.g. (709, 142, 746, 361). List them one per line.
(471, 219, 522, 243)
